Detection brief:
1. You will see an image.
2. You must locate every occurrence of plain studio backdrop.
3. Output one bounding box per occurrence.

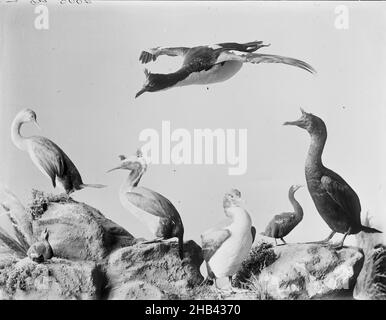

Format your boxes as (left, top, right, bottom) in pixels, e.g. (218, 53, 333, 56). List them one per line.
(0, 1, 385, 248)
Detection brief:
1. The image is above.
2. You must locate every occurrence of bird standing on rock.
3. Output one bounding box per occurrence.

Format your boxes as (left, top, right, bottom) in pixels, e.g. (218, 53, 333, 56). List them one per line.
(261, 184, 304, 245)
(108, 150, 185, 259)
(201, 189, 255, 291)
(11, 109, 106, 194)
(27, 228, 53, 263)
(136, 40, 315, 97)
(284, 109, 382, 248)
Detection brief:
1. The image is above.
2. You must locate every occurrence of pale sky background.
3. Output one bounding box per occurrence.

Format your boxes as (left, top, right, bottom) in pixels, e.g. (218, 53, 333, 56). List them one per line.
(0, 1, 386, 247)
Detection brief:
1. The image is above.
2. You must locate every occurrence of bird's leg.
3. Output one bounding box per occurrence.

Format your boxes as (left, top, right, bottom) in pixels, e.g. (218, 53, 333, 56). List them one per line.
(199, 276, 212, 287)
(280, 238, 287, 245)
(274, 238, 278, 246)
(213, 279, 224, 299)
(312, 231, 336, 244)
(332, 228, 351, 249)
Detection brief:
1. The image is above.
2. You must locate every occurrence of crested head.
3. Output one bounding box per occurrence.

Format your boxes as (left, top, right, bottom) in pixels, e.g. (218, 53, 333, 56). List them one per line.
(289, 184, 303, 194)
(223, 188, 242, 208)
(135, 68, 189, 98)
(283, 108, 327, 136)
(108, 150, 148, 174)
(135, 69, 165, 98)
(15, 108, 38, 124)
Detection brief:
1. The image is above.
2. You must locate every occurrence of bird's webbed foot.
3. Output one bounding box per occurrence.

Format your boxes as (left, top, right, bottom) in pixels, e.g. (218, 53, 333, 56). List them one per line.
(331, 228, 351, 250)
(310, 231, 336, 245)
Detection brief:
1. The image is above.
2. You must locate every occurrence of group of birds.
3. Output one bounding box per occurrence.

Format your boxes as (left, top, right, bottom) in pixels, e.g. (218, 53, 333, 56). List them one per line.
(7, 40, 382, 292)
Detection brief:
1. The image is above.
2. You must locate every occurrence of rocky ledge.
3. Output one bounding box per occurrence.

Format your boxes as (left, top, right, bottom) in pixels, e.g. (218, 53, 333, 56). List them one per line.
(0, 190, 370, 300)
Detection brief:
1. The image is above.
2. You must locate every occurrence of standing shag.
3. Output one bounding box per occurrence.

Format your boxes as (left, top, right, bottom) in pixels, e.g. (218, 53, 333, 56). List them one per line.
(136, 40, 315, 97)
(201, 189, 255, 291)
(261, 185, 304, 245)
(11, 109, 106, 194)
(284, 109, 382, 247)
(108, 150, 185, 259)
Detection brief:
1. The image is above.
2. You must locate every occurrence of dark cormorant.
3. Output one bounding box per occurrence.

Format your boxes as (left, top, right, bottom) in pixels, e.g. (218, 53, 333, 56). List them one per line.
(284, 108, 381, 247)
(261, 185, 304, 245)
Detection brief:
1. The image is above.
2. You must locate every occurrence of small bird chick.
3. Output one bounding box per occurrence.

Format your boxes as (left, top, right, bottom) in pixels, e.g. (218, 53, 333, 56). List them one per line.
(27, 228, 53, 263)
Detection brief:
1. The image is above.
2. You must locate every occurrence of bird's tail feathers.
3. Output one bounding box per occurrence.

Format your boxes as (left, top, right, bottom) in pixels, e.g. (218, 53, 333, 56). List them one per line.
(248, 53, 316, 74)
(80, 184, 107, 189)
(361, 226, 382, 234)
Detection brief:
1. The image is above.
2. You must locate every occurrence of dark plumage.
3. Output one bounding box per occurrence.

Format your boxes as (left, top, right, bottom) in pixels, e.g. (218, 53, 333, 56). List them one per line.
(136, 41, 315, 97)
(261, 185, 303, 245)
(284, 109, 382, 247)
(11, 109, 106, 194)
(108, 151, 185, 259)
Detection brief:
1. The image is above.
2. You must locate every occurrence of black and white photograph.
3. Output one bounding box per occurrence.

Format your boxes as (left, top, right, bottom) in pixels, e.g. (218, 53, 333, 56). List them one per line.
(0, 0, 385, 305)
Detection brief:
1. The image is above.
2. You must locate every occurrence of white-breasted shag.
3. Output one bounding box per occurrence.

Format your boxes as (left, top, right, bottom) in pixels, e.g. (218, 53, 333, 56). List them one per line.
(260, 184, 303, 245)
(201, 189, 255, 291)
(136, 41, 315, 97)
(11, 109, 106, 194)
(107, 150, 185, 259)
(284, 108, 382, 247)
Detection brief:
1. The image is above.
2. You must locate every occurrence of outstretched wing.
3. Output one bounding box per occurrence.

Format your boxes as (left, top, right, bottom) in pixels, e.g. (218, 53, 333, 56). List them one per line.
(201, 228, 231, 262)
(125, 187, 182, 223)
(215, 51, 315, 74)
(216, 41, 269, 53)
(139, 46, 190, 64)
(321, 175, 361, 225)
(29, 137, 65, 187)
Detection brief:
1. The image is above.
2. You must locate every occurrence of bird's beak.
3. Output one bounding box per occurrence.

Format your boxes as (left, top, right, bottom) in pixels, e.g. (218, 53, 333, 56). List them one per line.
(135, 87, 147, 99)
(283, 119, 303, 127)
(283, 108, 307, 127)
(106, 165, 124, 173)
(33, 119, 41, 130)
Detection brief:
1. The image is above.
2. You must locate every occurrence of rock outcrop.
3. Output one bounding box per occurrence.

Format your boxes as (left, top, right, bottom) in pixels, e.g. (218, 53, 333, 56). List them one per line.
(354, 218, 386, 300)
(29, 191, 136, 261)
(106, 241, 203, 299)
(0, 257, 104, 300)
(0, 191, 204, 300)
(255, 243, 364, 299)
(0, 190, 371, 300)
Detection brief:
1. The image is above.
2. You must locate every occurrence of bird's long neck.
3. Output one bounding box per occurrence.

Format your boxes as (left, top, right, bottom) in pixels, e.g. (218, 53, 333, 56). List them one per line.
(289, 190, 303, 220)
(120, 168, 144, 193)
(11, 118, 27, 150)
(160, 67, 193, 88)
(226, 207, 252, 231)
(305, 130, 327, 171)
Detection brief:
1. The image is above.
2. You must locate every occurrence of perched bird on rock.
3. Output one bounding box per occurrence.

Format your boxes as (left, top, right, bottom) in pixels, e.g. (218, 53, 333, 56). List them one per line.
(261, 185, 304, 245)
(201, 189, 255, 291)
(27, 228, 53, 263)
(11, 109, 106, 194)
(108, 150, 185, 259)
(284, 109, 382, 248)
